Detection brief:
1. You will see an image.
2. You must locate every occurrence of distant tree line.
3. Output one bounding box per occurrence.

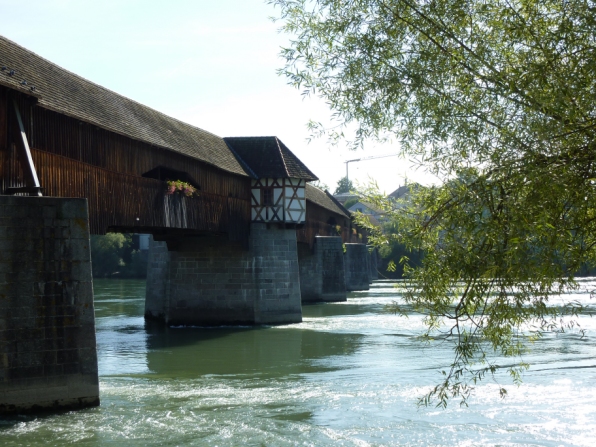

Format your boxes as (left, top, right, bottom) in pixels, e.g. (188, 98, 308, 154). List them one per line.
(90, 233, 147, 278)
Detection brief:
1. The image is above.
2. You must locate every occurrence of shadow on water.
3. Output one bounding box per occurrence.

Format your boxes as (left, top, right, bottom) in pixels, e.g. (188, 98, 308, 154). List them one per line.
(93, 279, 367, 380)
(142, 322, 364, 378)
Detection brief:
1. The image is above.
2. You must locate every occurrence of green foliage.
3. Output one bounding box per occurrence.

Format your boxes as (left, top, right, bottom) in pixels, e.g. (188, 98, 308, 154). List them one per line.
(310, 179, 330, 191)
(90, 233, 147, 278)
(90, 233, 125, 277)
(342, 197, 359, 209)
(334, 176, 354, 194)
(377, 218, 424, 279)
(355, 179, 588, 407)
(271, 0, 596, 406)
(166, 180, 197, 197)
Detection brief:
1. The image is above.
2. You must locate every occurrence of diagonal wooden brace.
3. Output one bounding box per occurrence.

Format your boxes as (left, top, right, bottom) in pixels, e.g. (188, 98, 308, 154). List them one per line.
(9, 99, 42, 196)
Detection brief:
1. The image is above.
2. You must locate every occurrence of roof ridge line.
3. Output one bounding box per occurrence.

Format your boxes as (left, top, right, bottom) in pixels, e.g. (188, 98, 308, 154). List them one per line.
(223, 139, 257, 178)
(0, 35, 224, 141)
(275, 137, 291, 178)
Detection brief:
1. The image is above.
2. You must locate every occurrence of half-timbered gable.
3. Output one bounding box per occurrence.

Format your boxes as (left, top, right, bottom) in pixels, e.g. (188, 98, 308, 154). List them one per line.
(224, 137, 317, 224)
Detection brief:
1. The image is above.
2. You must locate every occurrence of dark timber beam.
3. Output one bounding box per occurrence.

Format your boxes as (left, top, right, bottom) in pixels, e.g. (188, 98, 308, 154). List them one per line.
(7, 99, 42, 196)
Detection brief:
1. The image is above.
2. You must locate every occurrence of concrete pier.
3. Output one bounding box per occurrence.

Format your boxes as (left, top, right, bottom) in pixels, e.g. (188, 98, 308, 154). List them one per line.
(145, 223, 302, 325)
(298, 236, 346, 303)
(0, 196, 99, 414)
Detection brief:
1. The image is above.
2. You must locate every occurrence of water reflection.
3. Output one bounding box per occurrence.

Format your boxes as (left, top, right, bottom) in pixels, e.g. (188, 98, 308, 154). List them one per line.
(94, 279, 367, 379)
(144, 325, 363, 378)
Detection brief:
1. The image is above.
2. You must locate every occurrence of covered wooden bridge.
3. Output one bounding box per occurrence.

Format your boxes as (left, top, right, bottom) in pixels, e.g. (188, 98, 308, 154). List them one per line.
(0, 35, 364, 245)
(0, 34, 379, 414)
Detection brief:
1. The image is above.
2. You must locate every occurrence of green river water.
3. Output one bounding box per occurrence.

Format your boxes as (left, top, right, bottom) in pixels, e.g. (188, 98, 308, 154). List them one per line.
(1, 278, 595, 446)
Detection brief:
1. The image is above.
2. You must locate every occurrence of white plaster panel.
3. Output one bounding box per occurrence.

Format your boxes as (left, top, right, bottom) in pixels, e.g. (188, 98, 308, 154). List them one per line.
(251, 189, 261, 205)
(274, 188, 283, 203)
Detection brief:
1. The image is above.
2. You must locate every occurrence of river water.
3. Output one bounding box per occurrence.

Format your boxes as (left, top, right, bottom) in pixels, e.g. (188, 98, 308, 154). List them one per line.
(1, 278, 596, 446)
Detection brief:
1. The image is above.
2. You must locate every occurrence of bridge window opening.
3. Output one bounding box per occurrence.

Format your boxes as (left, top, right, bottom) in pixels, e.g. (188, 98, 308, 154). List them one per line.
(262, 187, 274, 206)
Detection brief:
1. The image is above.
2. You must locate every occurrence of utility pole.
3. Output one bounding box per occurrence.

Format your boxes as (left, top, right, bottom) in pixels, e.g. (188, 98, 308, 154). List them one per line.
(344, 154, 399, 179)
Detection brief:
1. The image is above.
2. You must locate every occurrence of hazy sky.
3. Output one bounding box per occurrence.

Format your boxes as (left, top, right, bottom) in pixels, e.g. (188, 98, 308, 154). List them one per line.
(0, 0, 432, 192)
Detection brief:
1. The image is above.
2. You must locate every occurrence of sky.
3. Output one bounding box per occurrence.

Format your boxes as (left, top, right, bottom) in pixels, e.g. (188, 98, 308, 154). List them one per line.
(0, 0, 433, 193)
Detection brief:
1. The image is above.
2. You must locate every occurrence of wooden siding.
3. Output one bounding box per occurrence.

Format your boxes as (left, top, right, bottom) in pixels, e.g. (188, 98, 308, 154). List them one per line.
(30, 149, 250, 238)
(29, 104, 250, 200)
(0, 87, 251, 237)
(0, 87, 10, 194)
(298, 201, 368, 247)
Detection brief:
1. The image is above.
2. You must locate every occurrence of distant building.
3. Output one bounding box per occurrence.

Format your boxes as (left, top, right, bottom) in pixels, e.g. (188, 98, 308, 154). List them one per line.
(347, 201, 383, 226)
(388, 184, 420, 208)
(388, 185, 411, 200)
(347, 201, 380, 216)
(333, 192, 359, 205)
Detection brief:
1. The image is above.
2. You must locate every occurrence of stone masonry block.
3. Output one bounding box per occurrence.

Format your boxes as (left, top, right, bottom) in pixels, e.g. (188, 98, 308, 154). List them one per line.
(0, 196, 98, 414)
(147, 223, 301, 325)
(57, 200, 87, 220)
(42, 206, 57, 219)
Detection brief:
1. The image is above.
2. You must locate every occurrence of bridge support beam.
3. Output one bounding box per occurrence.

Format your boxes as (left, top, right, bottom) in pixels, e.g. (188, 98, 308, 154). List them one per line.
(145, 223, 302, 325)
(344, 243, 371, 291)
(0, 196, 99, 414)
(298, 236, 346, 303)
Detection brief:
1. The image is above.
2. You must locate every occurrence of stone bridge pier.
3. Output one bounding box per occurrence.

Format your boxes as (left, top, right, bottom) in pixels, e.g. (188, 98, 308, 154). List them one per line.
(298, 236, 346, 303)
(145, 223, 302, 326)
(0, 196, 99, 414)
(344, 243, 371, 291)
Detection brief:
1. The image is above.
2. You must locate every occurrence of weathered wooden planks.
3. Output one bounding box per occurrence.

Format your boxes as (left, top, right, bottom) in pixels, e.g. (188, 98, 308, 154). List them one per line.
(1, 87, 251, 237)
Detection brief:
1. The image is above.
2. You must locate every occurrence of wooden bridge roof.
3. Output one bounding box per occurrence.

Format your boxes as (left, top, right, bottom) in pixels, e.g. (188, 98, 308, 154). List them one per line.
(224, 136, 318, 181)
(0, 35, 248, 177)
(305, 184, 351, 218)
